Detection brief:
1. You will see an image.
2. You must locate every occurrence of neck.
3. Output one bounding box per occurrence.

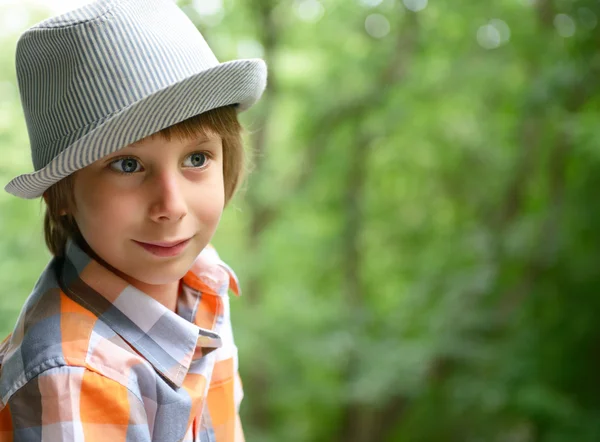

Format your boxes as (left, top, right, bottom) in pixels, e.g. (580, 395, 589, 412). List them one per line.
(78, 238, 180, 312)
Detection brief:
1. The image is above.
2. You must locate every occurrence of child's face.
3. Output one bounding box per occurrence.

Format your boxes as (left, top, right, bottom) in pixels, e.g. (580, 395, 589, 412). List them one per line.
(71, 131, 225, 286)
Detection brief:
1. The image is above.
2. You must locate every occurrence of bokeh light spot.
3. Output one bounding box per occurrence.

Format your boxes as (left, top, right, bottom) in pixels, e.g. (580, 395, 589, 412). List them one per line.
(358, 0, 384, 8)
(554, 13, 576, 38)
(192, 0, 222, 16)
(489, 19, 510, 43)
(577, 7, 598, 31)
(192, 0, 224, 26)
(0, 6, 30, 38)
(365, 14, 390, 39)
(402, 0, 428, 13)
(237, 39, 265, 59)
(294, 0, 325, 23)
(477, 24, 501, 49)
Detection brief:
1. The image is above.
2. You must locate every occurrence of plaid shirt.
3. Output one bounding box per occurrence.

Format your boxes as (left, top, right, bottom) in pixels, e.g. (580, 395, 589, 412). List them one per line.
(0, 238, 245, 442)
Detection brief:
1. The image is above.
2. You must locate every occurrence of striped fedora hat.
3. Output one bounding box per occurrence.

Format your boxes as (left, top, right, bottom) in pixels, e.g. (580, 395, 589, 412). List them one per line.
(5, 0, 267, 199)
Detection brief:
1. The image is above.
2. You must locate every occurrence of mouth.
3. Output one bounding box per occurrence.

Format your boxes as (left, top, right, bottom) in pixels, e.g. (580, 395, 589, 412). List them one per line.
(133, 237, 193, 257)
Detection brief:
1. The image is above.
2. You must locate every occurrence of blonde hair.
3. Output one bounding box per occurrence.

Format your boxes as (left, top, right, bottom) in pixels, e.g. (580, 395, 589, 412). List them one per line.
(43, 105, 245, 257)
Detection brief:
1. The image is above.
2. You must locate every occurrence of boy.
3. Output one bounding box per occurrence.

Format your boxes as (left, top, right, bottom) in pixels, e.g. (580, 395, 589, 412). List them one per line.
(0, 0, 266, 440)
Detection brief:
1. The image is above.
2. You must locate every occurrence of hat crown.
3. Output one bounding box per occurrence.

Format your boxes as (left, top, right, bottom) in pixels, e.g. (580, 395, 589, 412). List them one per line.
(16, 0, 219, 171)
(31, 0, 119, 28)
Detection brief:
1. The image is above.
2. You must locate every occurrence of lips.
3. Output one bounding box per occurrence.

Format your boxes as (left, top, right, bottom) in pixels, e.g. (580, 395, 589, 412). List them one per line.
(133, 237, 192, 257)
(138, 238, 190, 248)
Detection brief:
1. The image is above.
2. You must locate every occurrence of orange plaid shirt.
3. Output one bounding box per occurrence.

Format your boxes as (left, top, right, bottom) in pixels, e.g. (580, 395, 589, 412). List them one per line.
(0, 238, 245, 441)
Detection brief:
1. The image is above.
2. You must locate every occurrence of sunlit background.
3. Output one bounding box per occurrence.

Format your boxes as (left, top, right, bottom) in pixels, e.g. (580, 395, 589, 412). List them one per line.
(1, 0, 600, 441)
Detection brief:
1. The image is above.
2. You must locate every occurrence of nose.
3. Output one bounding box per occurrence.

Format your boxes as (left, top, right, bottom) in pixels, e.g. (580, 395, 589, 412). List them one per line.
(148, 169, 188, 223)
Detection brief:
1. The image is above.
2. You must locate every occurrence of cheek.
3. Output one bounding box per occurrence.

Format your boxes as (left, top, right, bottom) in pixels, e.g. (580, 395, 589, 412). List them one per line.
(188, 167, 226, 225)
(73, 181, 137, 235)
(192, 184, 225, 225)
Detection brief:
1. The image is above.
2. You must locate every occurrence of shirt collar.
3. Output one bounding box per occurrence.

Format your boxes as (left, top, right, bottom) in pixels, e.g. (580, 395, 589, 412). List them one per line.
(59, 237, 239, 388)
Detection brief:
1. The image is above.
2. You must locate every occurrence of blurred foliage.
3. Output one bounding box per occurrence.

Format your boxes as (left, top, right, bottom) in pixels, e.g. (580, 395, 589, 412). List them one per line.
(1, 0, 600, 441)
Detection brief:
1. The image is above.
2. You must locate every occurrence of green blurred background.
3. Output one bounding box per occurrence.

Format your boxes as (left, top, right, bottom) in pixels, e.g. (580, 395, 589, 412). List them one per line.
(2, 0, 600, 441)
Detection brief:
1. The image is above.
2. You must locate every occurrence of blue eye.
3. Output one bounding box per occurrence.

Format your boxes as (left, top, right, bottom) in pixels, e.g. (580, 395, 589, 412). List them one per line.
(183, 152, 208, 168)
(110, 158, 141, 174)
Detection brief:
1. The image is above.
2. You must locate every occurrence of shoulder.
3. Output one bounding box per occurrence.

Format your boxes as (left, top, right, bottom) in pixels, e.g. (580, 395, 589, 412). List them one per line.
(0, 276, 150, 409)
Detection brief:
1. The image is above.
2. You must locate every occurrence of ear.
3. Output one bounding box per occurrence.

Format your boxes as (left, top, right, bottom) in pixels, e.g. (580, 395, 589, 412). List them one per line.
(42, 191, 68, 216)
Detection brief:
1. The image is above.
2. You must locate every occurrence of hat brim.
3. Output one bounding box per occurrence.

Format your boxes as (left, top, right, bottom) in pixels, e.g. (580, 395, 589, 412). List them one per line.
(5, 58, 267, 199)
